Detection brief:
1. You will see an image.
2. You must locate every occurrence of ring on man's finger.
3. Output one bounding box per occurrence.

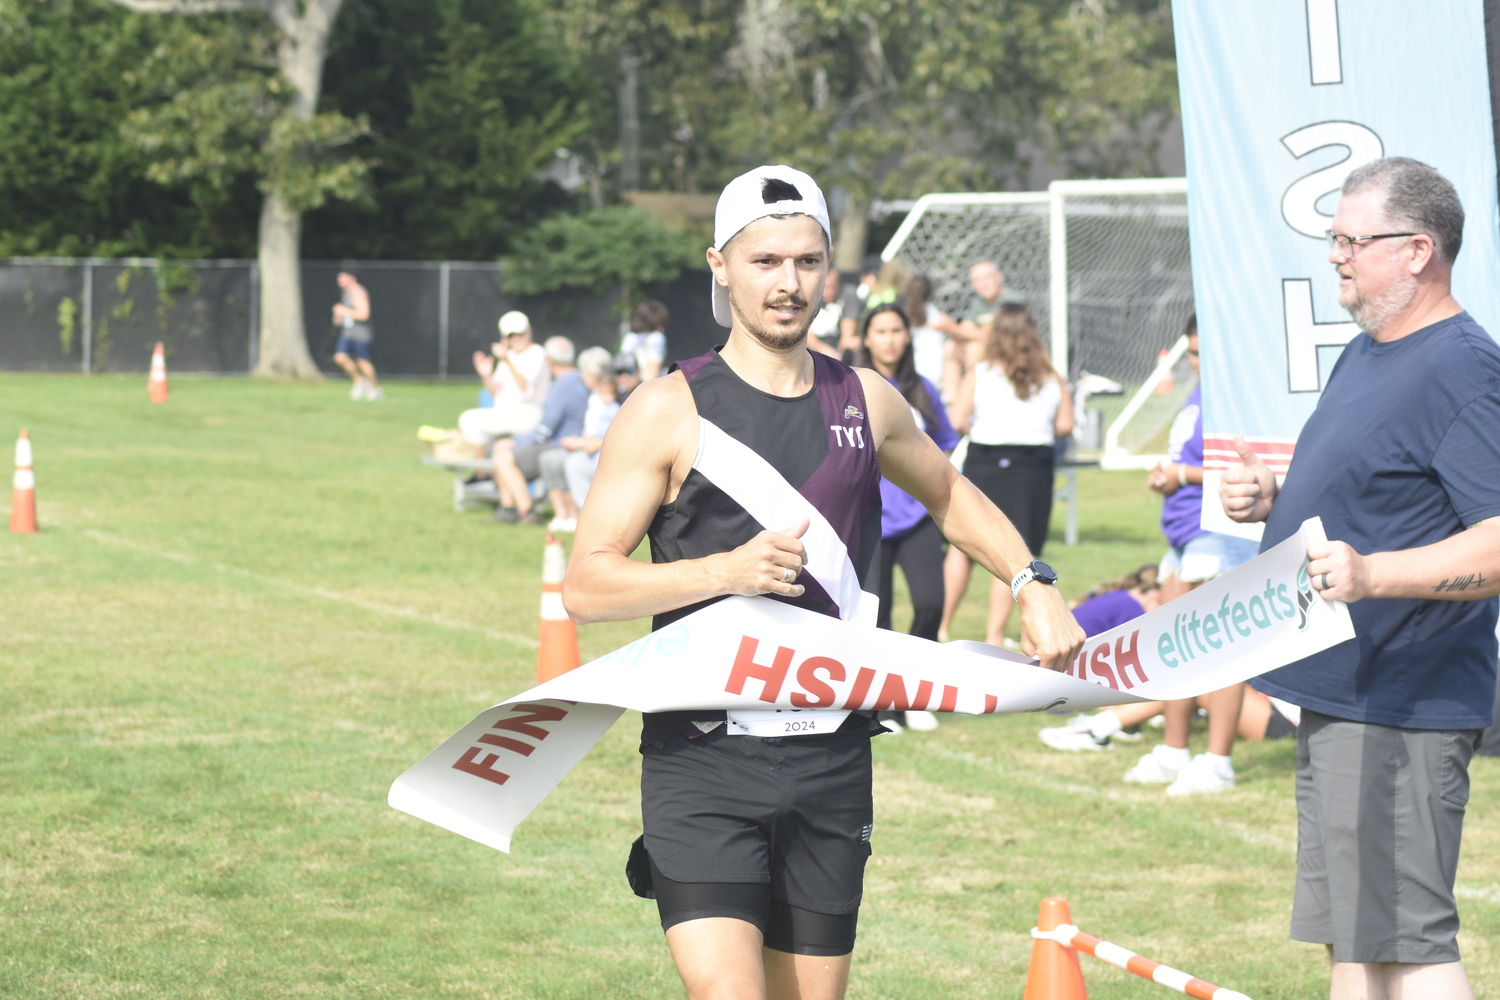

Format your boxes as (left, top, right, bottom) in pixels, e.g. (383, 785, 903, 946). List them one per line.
(781, 566, 795, 584)
(1321, 573, 1330, 591)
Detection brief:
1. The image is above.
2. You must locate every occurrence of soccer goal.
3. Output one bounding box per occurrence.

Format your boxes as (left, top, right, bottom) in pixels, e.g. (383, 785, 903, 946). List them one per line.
(883, 177, 1193, 470)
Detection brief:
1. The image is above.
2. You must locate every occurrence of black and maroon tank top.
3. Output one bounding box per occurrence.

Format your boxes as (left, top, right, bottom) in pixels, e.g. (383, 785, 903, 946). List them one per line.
(642, 347, 884, 742)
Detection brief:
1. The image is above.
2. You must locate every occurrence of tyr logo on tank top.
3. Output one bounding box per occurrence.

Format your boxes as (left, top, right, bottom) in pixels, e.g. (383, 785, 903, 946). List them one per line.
(648, 349, 883, 630)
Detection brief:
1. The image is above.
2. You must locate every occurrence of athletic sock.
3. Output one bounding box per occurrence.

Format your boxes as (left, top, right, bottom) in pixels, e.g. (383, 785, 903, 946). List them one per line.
(1087, 711, 1123, 740)
(1204, 751, 1234, 777)
(1155, 744, 1191, 766)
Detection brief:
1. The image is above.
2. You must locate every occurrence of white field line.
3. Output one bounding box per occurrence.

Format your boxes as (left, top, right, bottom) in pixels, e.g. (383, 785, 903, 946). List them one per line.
(81, 529, 539, 650)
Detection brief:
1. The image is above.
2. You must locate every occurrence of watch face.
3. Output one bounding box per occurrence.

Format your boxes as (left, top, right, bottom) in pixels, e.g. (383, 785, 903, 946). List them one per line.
(1031, 560, 1058, 585)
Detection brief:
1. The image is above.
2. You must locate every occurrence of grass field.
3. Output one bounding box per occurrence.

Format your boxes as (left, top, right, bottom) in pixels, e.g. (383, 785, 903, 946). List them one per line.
(4, 373, 1500, 999)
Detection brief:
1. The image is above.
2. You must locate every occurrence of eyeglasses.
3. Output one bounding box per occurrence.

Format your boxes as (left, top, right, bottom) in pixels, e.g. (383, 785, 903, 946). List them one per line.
(1324, 230, 1417, 256)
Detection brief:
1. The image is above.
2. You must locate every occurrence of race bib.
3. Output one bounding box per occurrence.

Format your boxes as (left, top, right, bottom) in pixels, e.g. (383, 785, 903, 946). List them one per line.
(725, 708, 852, 737)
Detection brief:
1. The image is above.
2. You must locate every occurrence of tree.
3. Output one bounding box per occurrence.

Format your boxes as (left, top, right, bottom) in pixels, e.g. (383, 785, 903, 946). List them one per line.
(500, 205, 701, 300)
(305, 0, 592, 260)
(0, 0, 260, 258)
(542, 0, 1179, 261)
(108, 0, 367, 379)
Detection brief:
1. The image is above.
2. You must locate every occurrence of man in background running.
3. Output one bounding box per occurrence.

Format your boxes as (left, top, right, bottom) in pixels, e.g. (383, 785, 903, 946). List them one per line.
(331, 271, 382, 400)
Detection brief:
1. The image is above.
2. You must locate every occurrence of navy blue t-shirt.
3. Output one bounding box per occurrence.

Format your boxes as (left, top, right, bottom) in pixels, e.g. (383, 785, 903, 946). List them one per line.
(1253, 313, 1500, 729)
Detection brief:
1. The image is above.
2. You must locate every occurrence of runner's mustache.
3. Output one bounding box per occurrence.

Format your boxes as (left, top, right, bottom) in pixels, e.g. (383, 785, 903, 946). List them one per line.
(766, 296, 808, 310)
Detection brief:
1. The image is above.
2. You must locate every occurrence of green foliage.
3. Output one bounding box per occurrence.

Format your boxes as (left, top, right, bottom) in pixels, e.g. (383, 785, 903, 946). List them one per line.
(501, 206, 703, 297)
(56, 296, 77, 355)
(306, 0, 592, 259)
(121, 18, 372, 214)
(0, 0, 258, 258)
(543, 0, 1179, 204)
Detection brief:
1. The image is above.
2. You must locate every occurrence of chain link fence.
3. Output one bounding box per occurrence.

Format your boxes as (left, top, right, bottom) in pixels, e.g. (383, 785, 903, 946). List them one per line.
(1, 258, 721, 377)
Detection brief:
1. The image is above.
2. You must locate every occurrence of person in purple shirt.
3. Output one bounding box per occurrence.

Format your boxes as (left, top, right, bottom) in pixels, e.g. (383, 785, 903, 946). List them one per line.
(1128, 315, 1259, 795)
(853, 305, 958, 732)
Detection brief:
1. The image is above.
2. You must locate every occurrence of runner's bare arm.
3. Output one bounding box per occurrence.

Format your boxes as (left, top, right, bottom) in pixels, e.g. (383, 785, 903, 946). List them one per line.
(857, 371, 1085, 671)
(563, 374, 811, 624)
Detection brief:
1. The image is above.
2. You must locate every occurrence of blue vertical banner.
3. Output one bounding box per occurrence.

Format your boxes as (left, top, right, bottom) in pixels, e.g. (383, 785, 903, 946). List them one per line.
(1173, 0, 1500, 533)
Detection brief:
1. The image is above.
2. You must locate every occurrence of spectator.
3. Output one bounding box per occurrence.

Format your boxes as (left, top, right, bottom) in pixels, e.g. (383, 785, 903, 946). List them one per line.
(612, 351, 642, 401)
(852, 304, 959, 733)
(1122, 315, 1260, 795)
(544, 347, 623, 530)
(940, 303, 1073, 646)
(904, 275, 956, 396)
(1222, 158, 1500, 998)
(619, 300, 670, 381)
(1043, 691, 1300, 752)
(931, 260, 1024, 373)
(458, 311, 551, 451)
(331, 271, 382, 400)
(491, 336, 586, 525)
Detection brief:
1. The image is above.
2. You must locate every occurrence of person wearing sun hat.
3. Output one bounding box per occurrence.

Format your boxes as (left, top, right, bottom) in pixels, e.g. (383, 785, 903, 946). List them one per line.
(562, 164, 1084, 999)
(457, 309, 551, 451)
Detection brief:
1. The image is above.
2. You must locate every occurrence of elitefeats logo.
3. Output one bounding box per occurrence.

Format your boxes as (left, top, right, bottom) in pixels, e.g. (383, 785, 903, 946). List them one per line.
(1295, 556, 1314, 631)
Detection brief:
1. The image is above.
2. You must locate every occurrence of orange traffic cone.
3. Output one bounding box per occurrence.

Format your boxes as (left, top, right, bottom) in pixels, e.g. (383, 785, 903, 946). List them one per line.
(537, 533, 580, 682)
(10, 428, 37, 534)
(1022, 897, 1088, 1000)
(149, 342, 169, 403)
(1153, 348, 1174, 395)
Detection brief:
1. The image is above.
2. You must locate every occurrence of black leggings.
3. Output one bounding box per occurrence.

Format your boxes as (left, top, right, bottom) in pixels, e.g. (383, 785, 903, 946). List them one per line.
(962, 443, 1055, 556)
(875, 516, 945, 640)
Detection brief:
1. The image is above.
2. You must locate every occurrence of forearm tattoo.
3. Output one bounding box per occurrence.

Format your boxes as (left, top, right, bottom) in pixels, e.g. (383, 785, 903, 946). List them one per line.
(1433, 573, 1487, 593)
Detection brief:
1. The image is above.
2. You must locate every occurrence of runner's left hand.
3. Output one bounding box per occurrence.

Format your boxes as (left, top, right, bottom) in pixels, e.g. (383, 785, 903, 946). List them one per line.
(1307, 540, 1373, 603)
(1017, 584, 1087, 672)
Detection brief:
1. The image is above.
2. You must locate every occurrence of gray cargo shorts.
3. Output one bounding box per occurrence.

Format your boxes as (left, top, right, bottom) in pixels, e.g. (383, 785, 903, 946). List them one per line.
(1292, 709, 1481, 963)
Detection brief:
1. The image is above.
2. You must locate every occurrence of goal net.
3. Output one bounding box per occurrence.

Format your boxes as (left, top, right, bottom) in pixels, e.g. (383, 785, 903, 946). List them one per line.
(882, 178, 1194, 469)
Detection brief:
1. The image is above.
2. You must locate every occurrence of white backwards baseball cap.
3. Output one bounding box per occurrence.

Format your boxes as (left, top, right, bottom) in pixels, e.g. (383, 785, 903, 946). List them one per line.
(711, 165, 832, 328)
(498, 310, 531, 336)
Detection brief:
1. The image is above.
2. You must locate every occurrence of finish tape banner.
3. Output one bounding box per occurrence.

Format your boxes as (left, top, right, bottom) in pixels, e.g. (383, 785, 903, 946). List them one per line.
(390, 518, 1351, 853)
(1172, 1, 1500, 535)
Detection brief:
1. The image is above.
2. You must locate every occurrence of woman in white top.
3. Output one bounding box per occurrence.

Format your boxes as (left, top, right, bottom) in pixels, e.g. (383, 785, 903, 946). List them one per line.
(939, 302, 1074, 646)
(904, 276, 957, 398)
(618, 299, 669, 381)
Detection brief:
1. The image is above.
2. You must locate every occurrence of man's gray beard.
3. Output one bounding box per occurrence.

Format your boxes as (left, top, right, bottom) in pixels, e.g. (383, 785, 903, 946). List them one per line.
(1346, 271, 1419, 334)
(729, 287, 812, 350)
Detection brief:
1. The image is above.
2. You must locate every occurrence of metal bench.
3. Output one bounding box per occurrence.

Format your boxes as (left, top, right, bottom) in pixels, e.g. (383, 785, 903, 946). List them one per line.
(420, 457, 499, 511)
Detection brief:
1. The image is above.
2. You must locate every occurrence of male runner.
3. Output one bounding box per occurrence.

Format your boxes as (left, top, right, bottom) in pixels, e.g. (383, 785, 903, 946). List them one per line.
(332, 271, 381, 400)
(564, 164, 1085, 1000)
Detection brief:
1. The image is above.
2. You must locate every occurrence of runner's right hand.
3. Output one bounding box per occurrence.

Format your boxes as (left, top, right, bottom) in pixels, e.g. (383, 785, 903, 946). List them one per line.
(711, 519, 809, 598)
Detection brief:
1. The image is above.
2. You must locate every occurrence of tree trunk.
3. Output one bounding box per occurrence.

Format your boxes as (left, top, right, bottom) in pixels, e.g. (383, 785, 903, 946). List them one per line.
(835, 199, 868, 272)
(618, 43, 640, 192)
(254, 191, 321, 379)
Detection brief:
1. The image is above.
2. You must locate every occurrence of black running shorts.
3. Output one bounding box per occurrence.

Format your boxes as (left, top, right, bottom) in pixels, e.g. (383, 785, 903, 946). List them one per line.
(629, 724, 874, 954)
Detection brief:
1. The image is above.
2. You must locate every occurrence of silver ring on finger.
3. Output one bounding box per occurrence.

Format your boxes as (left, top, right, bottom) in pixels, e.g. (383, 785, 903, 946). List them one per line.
(1321, 573, 1330, 591)
(781, 566, 795, 584)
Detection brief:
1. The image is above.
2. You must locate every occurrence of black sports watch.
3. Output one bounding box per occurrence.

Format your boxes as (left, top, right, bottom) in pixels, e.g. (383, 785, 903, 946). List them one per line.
(1010, 559, 1058, 600)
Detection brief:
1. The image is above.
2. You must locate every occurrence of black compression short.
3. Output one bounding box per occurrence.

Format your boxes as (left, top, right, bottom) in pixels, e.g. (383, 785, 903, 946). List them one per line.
(628, 724, 874, 955)
(646, 853, 859, 956)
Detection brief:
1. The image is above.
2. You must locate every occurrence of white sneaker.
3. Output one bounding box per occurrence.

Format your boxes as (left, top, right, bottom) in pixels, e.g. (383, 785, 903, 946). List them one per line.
(547, 517, 578, 533)
(903, 710, 939, 731)
(1039, 727, 1111, 751)
(350, 380, 367, 400)
(1112, 727, 1144, 742)
(365, 386, 384, 401)
(1166, 754, 1235, 796)
(1123, 745, 1190, 783)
